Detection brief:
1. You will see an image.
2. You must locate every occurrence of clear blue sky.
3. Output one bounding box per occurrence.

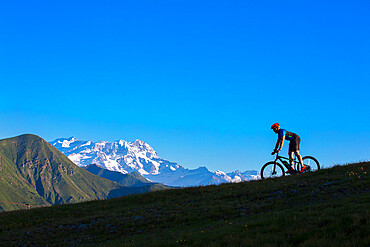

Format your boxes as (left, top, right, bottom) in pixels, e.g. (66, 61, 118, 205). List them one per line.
(1, 0, 369, 172)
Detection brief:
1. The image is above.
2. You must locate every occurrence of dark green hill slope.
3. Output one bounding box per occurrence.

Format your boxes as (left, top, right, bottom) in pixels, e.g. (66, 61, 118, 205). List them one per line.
(0, 134, 124, 211)
(85, 164, 153, 187)
(85, 164, 172, 198)
(0, 161, 368, 246)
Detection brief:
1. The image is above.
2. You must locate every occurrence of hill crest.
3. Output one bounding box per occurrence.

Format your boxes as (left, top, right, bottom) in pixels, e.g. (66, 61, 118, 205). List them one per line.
(0, 161, 368, 245)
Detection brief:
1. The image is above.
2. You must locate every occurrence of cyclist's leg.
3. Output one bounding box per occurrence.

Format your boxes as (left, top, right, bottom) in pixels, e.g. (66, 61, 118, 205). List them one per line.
(288, 141, 295, 167)
(288, 149, 294, 170)
(294, 150, 304, 169)
(294, 137, 305, 171)
(285, 150, 297, 174)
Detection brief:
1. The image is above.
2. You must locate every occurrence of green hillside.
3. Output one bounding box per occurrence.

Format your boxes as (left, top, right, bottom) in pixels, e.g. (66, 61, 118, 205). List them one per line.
(0, 134, 125, 211)
(85, 164, 172, 198)
(85, 164, 155, 187)
(0, 161, 368, 246)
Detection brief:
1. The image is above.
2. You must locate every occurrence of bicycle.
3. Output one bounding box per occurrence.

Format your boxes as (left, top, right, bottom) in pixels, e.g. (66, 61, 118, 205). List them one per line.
(260, 153, 320, 179)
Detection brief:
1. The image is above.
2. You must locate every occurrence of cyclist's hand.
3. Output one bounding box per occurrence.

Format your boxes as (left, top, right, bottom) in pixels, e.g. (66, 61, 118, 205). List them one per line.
(271, 151, 276, 155)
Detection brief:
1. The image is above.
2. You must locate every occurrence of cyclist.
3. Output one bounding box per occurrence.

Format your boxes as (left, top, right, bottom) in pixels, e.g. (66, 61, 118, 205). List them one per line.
(270, 123, 306, 173)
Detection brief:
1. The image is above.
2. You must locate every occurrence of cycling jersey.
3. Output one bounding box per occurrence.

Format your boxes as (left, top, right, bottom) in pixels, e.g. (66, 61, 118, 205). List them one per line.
(277, 129, 298, 141)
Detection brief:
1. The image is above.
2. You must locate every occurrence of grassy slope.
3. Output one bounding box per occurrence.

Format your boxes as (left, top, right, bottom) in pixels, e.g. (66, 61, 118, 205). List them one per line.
(85, 164, 155, 187)
(0, 134, 123, 211)
(0, 161, 368, 246)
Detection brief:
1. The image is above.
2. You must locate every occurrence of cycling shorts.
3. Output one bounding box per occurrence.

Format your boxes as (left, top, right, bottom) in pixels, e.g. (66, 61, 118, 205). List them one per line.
(288, 136, 300, 152)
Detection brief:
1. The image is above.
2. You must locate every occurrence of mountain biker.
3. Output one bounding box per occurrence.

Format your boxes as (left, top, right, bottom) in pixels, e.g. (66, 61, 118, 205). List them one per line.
(270, 123, 306, 173)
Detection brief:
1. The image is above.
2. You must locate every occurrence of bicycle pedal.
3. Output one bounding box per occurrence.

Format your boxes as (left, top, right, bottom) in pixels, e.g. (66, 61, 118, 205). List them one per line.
(300, 165, 311, 172)
(286, 169, 298, 174)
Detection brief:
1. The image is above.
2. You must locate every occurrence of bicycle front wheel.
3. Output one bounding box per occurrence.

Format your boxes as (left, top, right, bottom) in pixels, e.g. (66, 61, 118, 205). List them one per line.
(261, 162, 285, 179)
(302, 156, 320, 172)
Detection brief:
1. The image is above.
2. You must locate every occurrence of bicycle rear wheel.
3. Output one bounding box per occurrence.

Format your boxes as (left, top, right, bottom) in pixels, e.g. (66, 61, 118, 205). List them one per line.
(301, 156, 320, 172)
(261, 162, 285, 179)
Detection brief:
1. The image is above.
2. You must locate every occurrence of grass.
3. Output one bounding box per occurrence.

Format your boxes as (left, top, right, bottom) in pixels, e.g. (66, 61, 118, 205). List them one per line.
(0, 161, 368, 246)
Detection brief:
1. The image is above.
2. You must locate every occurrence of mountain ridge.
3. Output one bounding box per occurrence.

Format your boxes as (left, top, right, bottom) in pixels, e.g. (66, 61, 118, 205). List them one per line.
(50, 137, 260, 186)
(0, 134, 167, 211)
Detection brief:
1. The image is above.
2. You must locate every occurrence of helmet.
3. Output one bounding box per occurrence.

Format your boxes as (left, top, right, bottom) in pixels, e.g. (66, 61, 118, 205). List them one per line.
(271, 123, 280, 129)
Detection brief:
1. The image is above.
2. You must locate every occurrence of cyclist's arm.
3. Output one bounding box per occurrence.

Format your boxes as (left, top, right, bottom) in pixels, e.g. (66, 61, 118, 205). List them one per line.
(279, 136, 285, 151)
(274, 136, 285, 152)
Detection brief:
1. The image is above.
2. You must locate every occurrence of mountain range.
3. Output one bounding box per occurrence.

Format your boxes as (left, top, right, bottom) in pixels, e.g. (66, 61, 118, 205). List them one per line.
(51, 137, 260, 187)
(0, 134, 170, 211)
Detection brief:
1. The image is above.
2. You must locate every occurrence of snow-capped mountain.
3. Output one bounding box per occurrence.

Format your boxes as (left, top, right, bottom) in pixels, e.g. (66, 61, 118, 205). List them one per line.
(145, 167, 258, 187)
(50, 137, 260, 187)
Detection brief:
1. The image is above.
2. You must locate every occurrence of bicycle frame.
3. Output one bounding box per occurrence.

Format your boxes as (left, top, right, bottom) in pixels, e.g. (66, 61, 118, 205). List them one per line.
(261, 153, 318, 179)
(274, 154, 301, 171)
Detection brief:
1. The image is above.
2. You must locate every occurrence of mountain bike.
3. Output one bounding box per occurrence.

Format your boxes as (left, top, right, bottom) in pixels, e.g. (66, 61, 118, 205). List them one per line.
(260, 153, 320, 179)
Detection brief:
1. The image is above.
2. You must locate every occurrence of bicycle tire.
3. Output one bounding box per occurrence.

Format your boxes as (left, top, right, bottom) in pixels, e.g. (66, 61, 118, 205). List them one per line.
(261, 162, 285, 179)
(301, 156, 320, 172)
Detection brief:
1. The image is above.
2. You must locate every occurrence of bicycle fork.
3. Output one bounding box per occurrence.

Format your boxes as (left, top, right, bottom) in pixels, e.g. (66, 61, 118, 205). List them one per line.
(272, 161, 279, 175)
